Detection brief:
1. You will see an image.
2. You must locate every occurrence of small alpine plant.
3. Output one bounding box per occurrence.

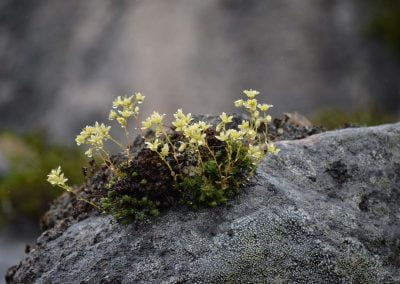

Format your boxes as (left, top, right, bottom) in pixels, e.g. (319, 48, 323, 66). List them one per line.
(47, 89, 279, 222)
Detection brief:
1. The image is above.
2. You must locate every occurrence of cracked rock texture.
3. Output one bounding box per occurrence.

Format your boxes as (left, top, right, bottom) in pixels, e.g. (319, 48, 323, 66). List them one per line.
(6, 123, 400, 283)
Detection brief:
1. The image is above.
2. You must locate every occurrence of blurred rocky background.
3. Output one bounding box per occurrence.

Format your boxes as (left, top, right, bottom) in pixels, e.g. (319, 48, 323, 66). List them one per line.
(0, 0, 399, 281)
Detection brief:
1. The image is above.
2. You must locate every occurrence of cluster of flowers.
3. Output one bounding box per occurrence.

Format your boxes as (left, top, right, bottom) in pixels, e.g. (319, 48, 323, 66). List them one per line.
(109, 93, 145, 129)
(47, 89, 279, 216)
(143, 89, 279, 186)
(47, 167, 99, 209)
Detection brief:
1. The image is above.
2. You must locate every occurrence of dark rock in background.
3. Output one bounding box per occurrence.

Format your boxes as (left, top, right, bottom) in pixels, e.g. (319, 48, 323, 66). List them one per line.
(0, 0, 399, 141)
(6, 122, 400, 283)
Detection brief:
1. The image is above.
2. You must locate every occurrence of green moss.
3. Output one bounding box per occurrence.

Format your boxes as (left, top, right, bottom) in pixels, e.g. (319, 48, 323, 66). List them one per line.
(313, 106, 394, 130)
(100, 135, 256, 222)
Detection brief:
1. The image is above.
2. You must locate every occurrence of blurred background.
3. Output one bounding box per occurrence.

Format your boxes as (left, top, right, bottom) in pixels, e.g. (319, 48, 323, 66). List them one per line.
(0, 0, 399, 281)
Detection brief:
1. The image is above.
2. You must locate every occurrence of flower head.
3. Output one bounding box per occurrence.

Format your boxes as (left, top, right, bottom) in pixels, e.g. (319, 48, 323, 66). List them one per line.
(234, 99, 244, 107)
(258, 103, 273, 112)
(247, 145, 263, 163)
(75, 122, 111, 156)
(215, 131, 228, 142)
(145, 139, 161, 152)
(135, 92, 145, 103)
(109, 110, 118, 120)
(178, 142, 187, 152)
(238, 121, 250, 132)
(220, 112, 233, 124)
(160, 143, 169, 157)
(243, 89, 260, 98)
(244, 99, 258, 111)
(183, 123, 206, 145)
(267, 143, 280, 155)
(150, 111, 164, 125)
(112, 96, 124, 108)
(119, 109, 135, 118)
(47, 166, 68, 187)
(142, 112, 165, 130)
(173, 109, 192, 131)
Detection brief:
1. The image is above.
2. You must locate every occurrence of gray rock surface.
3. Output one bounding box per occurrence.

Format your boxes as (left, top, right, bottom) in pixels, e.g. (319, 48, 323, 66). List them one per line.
(7, 123, 400, 283)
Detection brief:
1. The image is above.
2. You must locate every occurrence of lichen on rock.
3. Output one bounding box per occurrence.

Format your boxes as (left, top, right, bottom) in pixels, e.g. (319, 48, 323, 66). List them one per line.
(6, 121, 400, 283)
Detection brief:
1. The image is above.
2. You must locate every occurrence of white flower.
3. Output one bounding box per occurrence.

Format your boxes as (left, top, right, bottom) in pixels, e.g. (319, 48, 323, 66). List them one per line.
(173, 109, 192, 131)
(47, 166, 68, 187)
(150, 111, 164, 125)
(197, 121, 211, 131)
(247, 145, 263, 162)
(117, 117, 127, 128)
(145, 139, 161, 152)
(244, 99, 258, 111)
(122, 96, 134, 108)
(227, 129, 243, 141)
(216, 131, 228, 142)
(119, 109, 135, 118)
(183, 124, 206, 145)
(160, 143, 169, 157)
(220, 112, 233, 124)
(238, 121, 250, 131)
(178, 142, 187, 152)
(234, 99, 244, 107)
(142, 119, 152, 129)
(258, 103, 273, 112)
(112, 96, 124, 108)
(267, 143, 280, 155)
(135, 92, 145, 103)
(243, 89, 260, 98)
(109, 110, 118, 120)
(84, 148, 93, 158)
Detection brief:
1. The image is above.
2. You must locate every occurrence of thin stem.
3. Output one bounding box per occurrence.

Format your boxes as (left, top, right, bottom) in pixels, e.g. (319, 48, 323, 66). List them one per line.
(59, 185, 101, 210)
(109, 136, 126, 151)
(233, 142, 242, 164)
(162, 128, 181, 168)
(196, 145, 205, 173)
(98, 148, 115, 169)
(134, 115, 145, 138)
(94, 149, 108, 165)
(124, 122, 131, 147)
(205, 142, 223, 180)
(225, 141, 233, 176)
(156, 151, 176, 181)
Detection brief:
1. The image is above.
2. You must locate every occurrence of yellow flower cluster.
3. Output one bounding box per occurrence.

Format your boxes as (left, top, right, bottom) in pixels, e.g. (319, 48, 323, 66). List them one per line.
(247, 145, 264, 163)
(145, 138, 161, 152)
(48, 88, 280, 214)
(142, 111, 165, 137)
(236, 89, 273, 133)
(47, 166, 69, 188)
(47, 166, 100, 209)
(144, 138, 169, 157)
(109, 93, 145, 128)
(182, 121, 211, 146)
(143, 89, 279, 170)
(75, 122, 111, 158)
(172, 109, 192, 131)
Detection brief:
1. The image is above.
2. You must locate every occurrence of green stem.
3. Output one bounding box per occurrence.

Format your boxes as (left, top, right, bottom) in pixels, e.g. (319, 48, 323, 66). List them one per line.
(59, 185, 101, 210)
(205, 141, 223, 180)
(156, 151, 177, 181)
(162, 128, 181, 168)
(109, 137, 126, 151)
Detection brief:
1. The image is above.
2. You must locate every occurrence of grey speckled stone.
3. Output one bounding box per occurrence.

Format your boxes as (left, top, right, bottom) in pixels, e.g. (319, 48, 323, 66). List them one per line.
(7, 123, 400, 283)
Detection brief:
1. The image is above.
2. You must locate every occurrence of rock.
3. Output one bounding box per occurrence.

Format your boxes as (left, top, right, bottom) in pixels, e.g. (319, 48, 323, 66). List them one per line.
(6, 123, 400, 283)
